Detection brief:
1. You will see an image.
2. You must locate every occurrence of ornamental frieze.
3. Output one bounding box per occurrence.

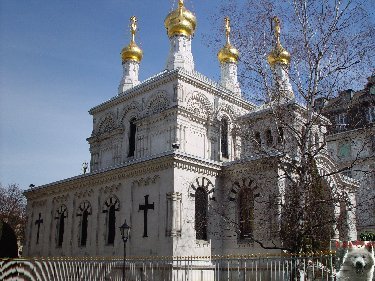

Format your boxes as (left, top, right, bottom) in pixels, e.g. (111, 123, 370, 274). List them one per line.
(133, 175, 160, 187)
(100, 183, 121, 194)
(52, 194, 69, 203)
(74, 188, 94, 199)
(32, 199, 47, 207)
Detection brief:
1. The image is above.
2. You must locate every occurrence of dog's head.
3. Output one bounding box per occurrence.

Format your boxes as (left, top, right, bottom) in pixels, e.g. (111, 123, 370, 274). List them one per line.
(346, 244, 374, 274)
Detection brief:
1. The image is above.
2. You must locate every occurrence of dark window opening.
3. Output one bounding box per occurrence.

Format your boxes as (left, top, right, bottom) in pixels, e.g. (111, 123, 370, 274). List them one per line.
(254, 132, 261, 148)
(107, 205, 116, 245)
(239, 188, 254, 239)
(221, 119, 229, 158)
(195, 186, 208, 240)
(266, 129, 273, 146)
(57, 214, 65, 247)
(80, 210, 89, 247)
(128, 118, 136, 157)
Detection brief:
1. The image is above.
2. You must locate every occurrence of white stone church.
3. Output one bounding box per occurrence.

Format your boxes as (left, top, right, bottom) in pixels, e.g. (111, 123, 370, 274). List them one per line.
(23, 1, 357, 259)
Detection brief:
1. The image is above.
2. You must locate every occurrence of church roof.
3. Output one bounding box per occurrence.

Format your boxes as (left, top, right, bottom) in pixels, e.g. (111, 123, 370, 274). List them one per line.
(89, 68, 255, 115)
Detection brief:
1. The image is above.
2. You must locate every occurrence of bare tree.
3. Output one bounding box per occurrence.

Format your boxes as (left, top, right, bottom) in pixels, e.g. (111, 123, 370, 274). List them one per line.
(0, 183, 27, 246)
(205, 0, 374, 253)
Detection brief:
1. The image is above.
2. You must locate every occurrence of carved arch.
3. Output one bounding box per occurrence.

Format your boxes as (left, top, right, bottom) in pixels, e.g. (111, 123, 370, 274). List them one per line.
(55, 204, 68, 218)
(120, 101, 142, 127)
(98, 113, 116, 134)
(228, 178, 260, 202)
(216, 103, 236, 122)
(102, 195, 120, 213)
(188, 177, 216, 201)
(77, 201, 92, 216)
(146, 91, 170, 115)
(186, 92, 213, 120)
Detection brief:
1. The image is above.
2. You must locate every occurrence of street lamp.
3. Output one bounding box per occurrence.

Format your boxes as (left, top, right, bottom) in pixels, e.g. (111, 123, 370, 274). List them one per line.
(119, 220, 131, 281)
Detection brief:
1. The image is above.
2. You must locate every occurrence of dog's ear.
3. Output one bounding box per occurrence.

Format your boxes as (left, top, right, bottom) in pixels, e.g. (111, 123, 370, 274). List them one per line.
(347, 241, 354, 251)
(364, 242, 374, 253)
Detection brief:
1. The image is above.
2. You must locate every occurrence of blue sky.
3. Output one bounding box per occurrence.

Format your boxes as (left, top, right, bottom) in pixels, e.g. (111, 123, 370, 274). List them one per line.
(0, 0, 223, 190)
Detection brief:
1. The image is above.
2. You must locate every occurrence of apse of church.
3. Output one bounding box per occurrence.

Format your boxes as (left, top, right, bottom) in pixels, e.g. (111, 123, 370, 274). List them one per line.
(23, 1, 357, 258)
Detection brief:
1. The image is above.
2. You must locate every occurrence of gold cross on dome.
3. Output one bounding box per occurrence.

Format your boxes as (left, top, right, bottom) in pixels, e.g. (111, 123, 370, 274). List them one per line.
(130, 16, 137, 42)
(224, 16, 231, 44)
(272, 16, 281, 46)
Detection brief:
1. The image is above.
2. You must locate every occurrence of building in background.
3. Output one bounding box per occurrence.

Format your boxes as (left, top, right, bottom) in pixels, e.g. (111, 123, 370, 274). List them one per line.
(316, 76, 375, 234)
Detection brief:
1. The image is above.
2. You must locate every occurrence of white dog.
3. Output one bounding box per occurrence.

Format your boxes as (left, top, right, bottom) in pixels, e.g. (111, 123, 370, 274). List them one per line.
(336, 244, 374, 281)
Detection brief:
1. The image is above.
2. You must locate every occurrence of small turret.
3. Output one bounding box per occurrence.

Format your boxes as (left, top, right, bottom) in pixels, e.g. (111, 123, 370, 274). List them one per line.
(119, 16, 143, 94)
(218, 17, 241, 96)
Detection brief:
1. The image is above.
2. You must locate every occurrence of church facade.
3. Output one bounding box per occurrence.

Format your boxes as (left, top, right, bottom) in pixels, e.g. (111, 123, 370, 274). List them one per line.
(23, 1, 357, 259)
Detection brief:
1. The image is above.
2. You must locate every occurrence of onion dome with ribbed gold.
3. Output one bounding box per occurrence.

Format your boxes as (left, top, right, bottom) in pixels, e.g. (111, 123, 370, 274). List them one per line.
(164, 0, 197, 38)
(267, 16, 290, 67)
(217, 17, 239, 64)
(121, 16, 143, 63)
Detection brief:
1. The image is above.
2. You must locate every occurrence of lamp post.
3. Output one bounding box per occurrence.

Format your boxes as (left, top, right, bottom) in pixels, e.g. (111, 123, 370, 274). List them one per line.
(119, 220, 131, 281)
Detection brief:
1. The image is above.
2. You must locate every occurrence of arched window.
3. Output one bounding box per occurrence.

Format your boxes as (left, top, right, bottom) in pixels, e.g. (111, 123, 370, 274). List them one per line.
(266, 129, 273, 146)
(55, 205, 68, 248)
(221, 118, 229, 158)
(128, 118, 136, 157)
(77, 201, 92, 247)
(195, 186, 208, 240)
(102, 196, 120, 245)
(238, 188, 254, 239)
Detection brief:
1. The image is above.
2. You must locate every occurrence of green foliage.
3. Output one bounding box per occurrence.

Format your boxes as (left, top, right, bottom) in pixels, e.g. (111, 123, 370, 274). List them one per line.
(360, 231, 375, 241)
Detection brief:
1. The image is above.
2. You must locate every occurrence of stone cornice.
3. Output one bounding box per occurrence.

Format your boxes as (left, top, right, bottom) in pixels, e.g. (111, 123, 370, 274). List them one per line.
(326, 125, 375, 141)
(24, 151, 223, 200)
(89, 69, 254, 115)
(222, 154, 280, 176)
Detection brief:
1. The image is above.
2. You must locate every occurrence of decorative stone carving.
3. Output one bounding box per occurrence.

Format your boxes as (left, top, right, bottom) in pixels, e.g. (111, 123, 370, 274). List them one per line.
(101, 183, 121, 194)
(146, 91, 170, 115)
(228, 178, 259, 202)
(133, 175, 159, 187)
(52, 194, 69, 204)
(186, 92, 213, 120)
(188, 177, 215, 201)
(32, 200, 47, 207)
(74, 189, 94, 199)
(98, 113, 116, 135)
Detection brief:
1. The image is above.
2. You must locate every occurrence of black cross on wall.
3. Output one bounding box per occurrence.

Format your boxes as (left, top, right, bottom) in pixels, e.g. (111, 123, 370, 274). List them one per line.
(35, 213, 43, 244)
(139, 195, 154, 237)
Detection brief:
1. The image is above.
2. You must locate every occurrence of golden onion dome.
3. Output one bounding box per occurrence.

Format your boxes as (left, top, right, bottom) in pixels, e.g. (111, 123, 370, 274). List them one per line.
(164, 0, 197, 38)
(267, 16, 290, 67)
(121, 16, 143, 63)
(217, 17, 239, 64)
(267, 45, 290, 66)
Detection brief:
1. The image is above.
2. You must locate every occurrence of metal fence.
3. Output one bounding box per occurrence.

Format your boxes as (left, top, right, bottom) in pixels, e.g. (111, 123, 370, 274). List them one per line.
(0, 252, 336, 281)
